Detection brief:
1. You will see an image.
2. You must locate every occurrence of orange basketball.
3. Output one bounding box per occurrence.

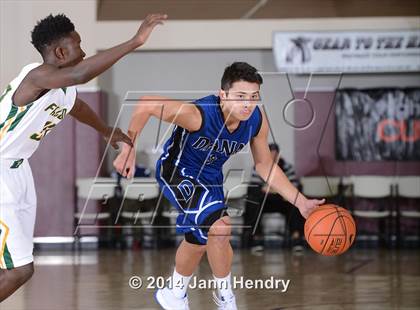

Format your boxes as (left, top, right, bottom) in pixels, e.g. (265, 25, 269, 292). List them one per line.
(304, 204, 356, 256)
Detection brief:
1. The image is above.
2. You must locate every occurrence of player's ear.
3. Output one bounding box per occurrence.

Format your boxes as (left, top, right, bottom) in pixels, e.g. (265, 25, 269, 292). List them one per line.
(54, 46, 66, 61)
(54, 46, 68, 61)
(219, 89, 227, 100)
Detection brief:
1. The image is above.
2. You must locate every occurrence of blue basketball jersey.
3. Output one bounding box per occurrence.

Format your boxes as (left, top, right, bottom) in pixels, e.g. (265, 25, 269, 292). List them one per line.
(156, 95, 262, 185)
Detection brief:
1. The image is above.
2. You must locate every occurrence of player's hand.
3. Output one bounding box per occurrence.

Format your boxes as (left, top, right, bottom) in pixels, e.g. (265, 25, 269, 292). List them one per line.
(132, 13, 167, 47)
(103, 127, 133, 150)
(113, 143, 136, 179)
(298, 198, 325, 219)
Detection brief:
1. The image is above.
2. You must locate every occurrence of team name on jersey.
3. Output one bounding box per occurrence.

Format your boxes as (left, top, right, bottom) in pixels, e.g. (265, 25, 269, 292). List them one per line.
(192, 136, 245, 156)
(45, 103, 67, 120)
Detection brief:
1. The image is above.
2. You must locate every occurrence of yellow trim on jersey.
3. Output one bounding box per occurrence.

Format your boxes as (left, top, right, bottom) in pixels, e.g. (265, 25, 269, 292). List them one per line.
(0, 220, 10, 268)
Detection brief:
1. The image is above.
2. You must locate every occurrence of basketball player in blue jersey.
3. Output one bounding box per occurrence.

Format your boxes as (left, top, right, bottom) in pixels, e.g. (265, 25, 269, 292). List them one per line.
(114, 62, 325, 309)
(0, 13, 167, 302)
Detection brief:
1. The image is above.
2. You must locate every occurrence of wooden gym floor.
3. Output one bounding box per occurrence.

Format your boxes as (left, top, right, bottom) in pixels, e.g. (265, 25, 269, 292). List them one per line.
(2, 248, 419, 310)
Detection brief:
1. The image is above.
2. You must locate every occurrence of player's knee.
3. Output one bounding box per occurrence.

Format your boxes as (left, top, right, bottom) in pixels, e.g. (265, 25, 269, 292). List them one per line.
(14, 263, 34, 285)
(209, 217, 231, 243)
(0, 263, 34, 287)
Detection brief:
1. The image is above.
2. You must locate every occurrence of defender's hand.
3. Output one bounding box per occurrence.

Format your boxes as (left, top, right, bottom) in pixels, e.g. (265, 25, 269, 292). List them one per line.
(103, 127, 133, 150)
(132, 13, 167, 47)
(113, 143, 136, 179)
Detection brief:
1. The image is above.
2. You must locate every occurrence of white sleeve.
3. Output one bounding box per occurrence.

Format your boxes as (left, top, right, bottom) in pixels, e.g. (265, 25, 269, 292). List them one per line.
(64, 86, 77, 111)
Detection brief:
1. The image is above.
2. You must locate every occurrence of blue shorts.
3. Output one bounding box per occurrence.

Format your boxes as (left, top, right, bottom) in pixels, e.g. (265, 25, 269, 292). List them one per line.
(156, 160, 226, 245)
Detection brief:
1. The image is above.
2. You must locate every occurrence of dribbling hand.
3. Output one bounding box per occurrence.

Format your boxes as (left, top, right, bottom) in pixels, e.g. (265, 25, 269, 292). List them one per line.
(298, 198, 326, 219)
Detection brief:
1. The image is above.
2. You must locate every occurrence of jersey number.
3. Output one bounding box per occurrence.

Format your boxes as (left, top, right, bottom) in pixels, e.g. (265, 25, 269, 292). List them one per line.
(30, 121, 56, 141)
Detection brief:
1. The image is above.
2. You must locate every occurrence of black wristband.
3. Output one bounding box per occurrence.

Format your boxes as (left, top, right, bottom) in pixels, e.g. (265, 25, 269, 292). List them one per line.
(293, 189, 300, 206)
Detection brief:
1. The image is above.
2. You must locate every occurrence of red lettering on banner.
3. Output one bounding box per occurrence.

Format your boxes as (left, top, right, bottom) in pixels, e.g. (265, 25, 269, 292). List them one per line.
(377, 119, 400, 142)
(377, 119, 420, 142)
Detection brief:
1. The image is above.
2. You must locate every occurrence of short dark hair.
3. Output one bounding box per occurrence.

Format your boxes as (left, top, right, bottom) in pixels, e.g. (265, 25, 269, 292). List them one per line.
(31, 14, 75, 55)
(221, 62, 263, 91)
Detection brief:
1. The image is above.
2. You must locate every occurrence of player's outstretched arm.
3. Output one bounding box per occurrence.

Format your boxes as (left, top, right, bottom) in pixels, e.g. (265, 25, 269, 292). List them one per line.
(113, 95, 202, 178)
(28, 14, 167, 90)
(69, 97, 133, 149)
(250, 109, 325, 219)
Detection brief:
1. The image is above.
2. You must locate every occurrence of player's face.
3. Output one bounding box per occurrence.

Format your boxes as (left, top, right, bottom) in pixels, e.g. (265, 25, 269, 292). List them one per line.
(59, 31, 86, 67)
(219, 80, 261, 121)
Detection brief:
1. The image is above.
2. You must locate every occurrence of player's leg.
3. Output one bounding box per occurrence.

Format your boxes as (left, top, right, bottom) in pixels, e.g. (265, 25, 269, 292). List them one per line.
(155, 168, 207, 309)
(156, 234, 206, 309)
(0, 209, 35, 302)
(207, 216, 233, 278)
(176, 207, 236, 308)
(173, 210, 231, 285)
(175, 239, 206, 276)
(172, 238, 206, 296)
(0, 160, 37, 301)
(0, 263, 34, 302)
(206, 216, 237, 309)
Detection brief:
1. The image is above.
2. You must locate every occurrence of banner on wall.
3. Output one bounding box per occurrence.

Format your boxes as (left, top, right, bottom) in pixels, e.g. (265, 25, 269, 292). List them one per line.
(335, 88, 420, 161)
(273, 30, 420, 73)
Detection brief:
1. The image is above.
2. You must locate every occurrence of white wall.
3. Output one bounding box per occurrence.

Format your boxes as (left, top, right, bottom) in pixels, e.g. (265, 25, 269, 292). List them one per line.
(1, 0, 418, 89)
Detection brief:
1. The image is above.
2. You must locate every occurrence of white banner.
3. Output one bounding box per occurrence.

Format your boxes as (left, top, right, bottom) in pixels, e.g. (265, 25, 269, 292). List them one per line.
(273, 30, 420, 73)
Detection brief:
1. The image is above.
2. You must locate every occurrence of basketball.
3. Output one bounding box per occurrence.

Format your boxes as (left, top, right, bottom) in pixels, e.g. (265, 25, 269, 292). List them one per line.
(304, 204, 356, 256)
